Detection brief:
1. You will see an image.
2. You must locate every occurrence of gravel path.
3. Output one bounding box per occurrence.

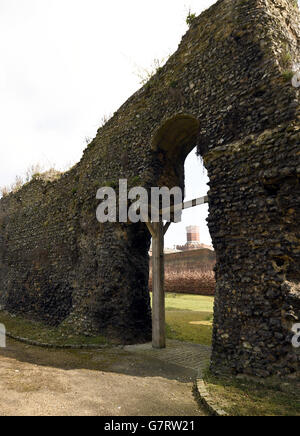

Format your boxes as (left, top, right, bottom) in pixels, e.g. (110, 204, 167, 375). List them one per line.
(0, 339, 209, 416)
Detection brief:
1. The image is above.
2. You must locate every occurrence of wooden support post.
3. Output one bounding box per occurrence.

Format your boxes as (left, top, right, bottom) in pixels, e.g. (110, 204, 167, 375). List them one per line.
(164, 221, 172, 235)
(145, 221, 156, 238)
(145, 194, 208, 349)
(152, 220, 165, 349)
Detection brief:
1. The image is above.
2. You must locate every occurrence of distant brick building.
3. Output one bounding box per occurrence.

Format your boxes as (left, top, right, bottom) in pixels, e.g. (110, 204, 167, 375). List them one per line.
(149, 225, 214, 256)
(149, 225, 215, 271)
(176, 226, 213, 252)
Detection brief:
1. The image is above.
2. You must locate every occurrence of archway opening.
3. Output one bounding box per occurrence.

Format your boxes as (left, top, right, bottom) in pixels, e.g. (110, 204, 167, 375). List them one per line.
(151, 114, 200, 191)
(149, 114, 214, 349)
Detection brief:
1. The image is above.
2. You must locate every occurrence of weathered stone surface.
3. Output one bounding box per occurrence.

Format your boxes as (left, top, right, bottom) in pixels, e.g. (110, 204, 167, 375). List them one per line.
(0, 0, 299, 375)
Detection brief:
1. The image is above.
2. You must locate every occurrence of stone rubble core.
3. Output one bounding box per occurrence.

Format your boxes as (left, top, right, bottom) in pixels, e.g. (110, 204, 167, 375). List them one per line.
(0, 0, 299, 376)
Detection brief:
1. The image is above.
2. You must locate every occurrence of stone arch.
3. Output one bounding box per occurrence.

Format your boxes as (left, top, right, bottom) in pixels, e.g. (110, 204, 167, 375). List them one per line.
(150, 113, 200, 190)
(0, 0, 299, 377)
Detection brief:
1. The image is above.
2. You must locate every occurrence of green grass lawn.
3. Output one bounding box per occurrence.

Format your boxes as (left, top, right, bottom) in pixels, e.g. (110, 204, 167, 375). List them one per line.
(152, 293, 214, 346)
(165, 293, 214, 312)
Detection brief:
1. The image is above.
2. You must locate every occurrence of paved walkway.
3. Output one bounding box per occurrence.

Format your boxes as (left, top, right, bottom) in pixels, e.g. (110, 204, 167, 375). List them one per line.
(0, 338, 211, 416)
(124, 340, 211, 372)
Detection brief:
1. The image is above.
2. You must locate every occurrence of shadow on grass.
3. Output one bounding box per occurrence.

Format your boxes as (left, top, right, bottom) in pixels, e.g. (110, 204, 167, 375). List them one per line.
(204, 369, 300, 416)
(0, 310, 107, 347)
(0, 337, 199, 384)
(0, 294, 214, 384)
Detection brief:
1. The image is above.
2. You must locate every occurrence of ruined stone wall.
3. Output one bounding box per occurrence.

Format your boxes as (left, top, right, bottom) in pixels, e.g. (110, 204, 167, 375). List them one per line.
(207, 122, 300, 377)
(0, 0, 299, 375)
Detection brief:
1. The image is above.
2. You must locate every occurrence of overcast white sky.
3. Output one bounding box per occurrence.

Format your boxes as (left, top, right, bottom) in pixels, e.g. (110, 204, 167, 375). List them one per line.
(2, 0, 269, 248)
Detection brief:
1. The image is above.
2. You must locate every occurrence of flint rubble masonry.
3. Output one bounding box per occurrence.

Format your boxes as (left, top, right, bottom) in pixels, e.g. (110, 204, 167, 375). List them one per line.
(0, 0, 299, 376)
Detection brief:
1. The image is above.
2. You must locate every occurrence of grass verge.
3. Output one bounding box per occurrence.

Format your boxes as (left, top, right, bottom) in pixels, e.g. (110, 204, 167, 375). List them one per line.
(0, 310, 107, 347)
(203, 369, 300, 416)
(2, 293, 214, 347)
